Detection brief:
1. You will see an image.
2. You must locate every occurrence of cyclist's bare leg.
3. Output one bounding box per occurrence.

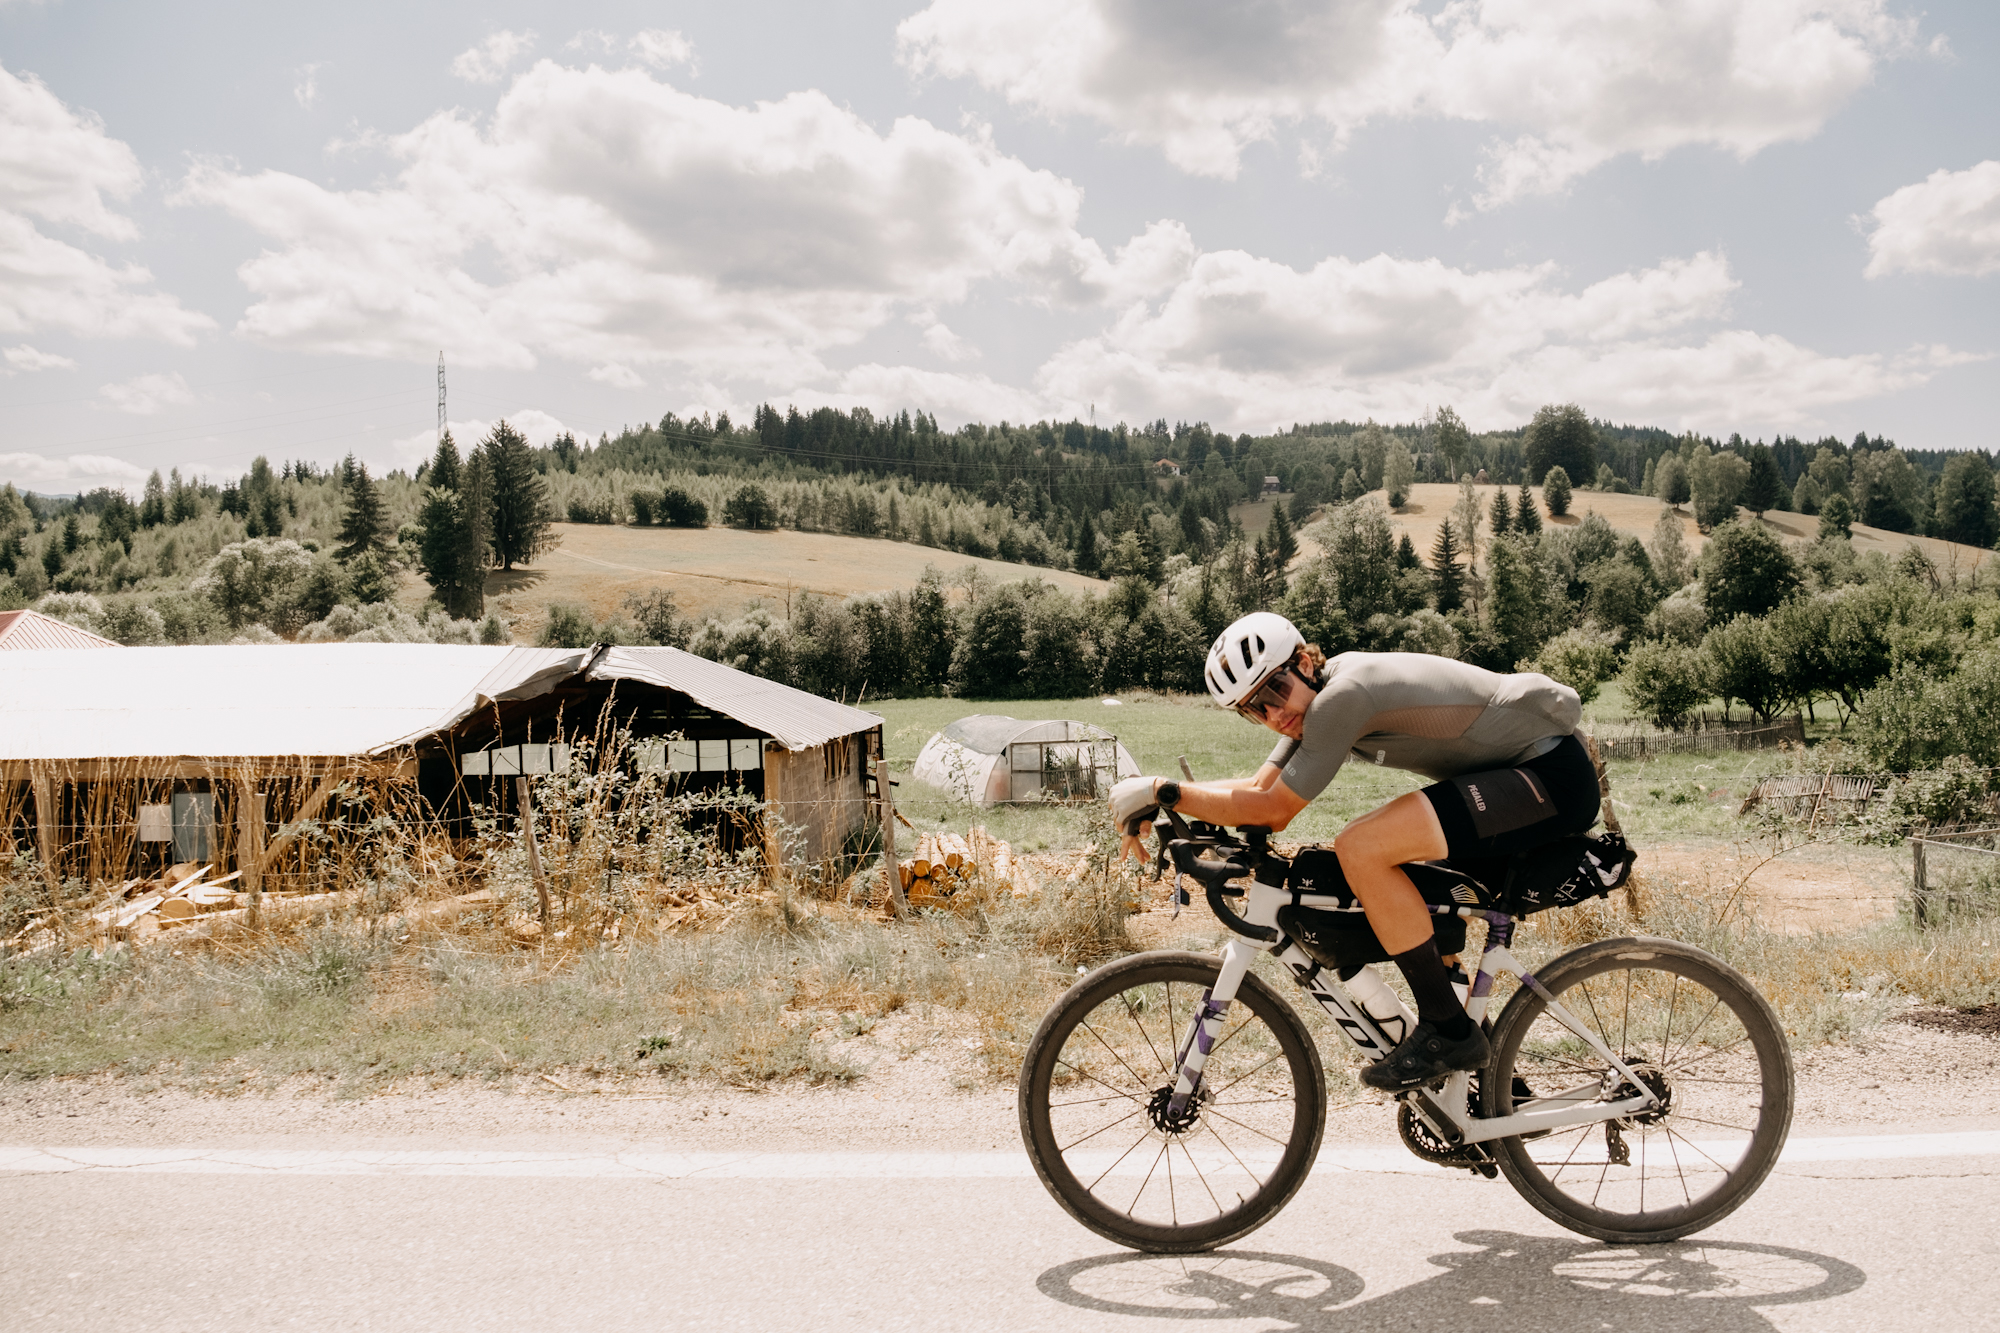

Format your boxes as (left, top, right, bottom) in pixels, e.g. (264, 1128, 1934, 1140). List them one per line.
(1332, 791, 1448, 953)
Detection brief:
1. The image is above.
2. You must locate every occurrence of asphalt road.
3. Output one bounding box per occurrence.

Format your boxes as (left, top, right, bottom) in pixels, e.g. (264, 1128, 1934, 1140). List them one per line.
(4, 1134, 1996, 1332)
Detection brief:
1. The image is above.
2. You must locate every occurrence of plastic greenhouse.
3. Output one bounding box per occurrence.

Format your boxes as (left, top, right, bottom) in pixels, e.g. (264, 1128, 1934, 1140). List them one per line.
(910, 716, 1139, 807)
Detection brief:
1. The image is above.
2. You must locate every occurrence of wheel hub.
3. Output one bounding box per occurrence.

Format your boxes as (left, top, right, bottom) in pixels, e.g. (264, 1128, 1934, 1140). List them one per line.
(1615, 1061, 1673, 1126)
(1146, 1084, 1204, 1134)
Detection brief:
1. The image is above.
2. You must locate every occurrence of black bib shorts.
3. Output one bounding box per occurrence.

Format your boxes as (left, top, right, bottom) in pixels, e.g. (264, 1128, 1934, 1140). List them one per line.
(1421, 732, 1601, 859)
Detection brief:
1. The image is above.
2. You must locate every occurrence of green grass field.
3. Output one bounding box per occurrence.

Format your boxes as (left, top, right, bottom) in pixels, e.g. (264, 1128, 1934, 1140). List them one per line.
(872, 689, 1761, 850)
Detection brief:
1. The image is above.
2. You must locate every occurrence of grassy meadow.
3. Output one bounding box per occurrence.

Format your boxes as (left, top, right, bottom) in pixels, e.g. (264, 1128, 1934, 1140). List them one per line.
(3, 689, 1992, 1096)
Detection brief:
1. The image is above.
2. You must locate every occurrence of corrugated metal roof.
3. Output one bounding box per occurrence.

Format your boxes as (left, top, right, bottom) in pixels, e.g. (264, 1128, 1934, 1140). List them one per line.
(0, 641, 878, 761)
(0, 609, 120, 651)
(0, 644, 580, 761)
(588, 646, 882, 752)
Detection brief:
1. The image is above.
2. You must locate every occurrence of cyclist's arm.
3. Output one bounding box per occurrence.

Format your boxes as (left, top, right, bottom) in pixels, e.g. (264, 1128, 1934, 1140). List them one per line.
(1163, 770, 1310, 831)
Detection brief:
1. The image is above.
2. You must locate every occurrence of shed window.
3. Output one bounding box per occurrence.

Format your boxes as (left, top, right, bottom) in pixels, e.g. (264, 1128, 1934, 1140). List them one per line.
(823, 736, 852, 782)
(730, 739, 763, 770)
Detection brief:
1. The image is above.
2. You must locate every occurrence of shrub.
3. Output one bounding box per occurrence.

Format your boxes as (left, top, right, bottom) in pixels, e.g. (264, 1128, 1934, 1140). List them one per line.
(629, 490, 660, 526)
(660, 486, 708, 527)
(722, 485, 775, 530)
(1542, 466, 1572, 517)
(1527, 627, 1619, 704)
(1624, 640, 1709, 729)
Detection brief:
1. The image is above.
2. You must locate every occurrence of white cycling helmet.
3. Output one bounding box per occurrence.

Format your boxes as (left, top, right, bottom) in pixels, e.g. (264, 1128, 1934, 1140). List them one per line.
(1204, 611, 1305, 709)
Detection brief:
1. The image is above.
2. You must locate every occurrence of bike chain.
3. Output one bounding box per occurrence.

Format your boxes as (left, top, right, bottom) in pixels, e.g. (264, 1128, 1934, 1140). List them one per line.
(1396, 1101, 1499, 1179)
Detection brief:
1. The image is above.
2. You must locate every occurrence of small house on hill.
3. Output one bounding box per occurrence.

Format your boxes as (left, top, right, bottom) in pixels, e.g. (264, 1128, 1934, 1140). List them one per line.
(912, 716, 1137, 807)
(1261, 475, 1281, 495)
(0, 609, 118, 651)
(0, 643, 881, 890)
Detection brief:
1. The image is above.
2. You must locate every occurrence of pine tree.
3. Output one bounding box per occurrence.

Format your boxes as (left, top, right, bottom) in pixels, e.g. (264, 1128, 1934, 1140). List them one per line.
(1264, 501, 1298, 569)
(429, 431, 462, 493)
(1431, 519, 1464, 612)
(1074, 518, 1100, 576)
(1489, 486, 1513, 536)
(1742, 445, 1783, 516)
(1543, 466, 1574, 518)
(484, 420, 554, 570)
(1514, 478, 1542, 535)
(336, 460, 388, 561)
(1395, 533, 1420, 569)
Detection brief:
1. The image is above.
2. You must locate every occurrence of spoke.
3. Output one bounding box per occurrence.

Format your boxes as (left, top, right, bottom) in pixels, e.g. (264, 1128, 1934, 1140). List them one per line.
(1085, 1121, 1158, 1195)
(1662, 990, 1727, 1070)
(1209, 1096, 1304, 1108)
(1051, 1056, 1150, 1108)
(1128, 1138, 1171, 1218)
(1577, 977, 1613, 1061)
(1660, 1035, 1753, 1078)
(1055, 1102, 1151, 1154)
(1120, 983, 1171, 1079)
(1200, 1116, 1269, 1197)
(1663, 1119, 1694, 1209)
(1538, 1122, 1596, 1185)
(1661, 1125, 1744, 1176)
(1166, 1123, 1178, 1227)
(1078, 1019, 1158, 1093)
(1201, 1048, 1288, 1102)
(1048, 1090, 1153, 1110)
(1661, 972, 1682, 1076)
(1201, 1105, 1298, 1149)
(1175, 1135, 1227, 1218)
(1658, 1112, 1763, 1139)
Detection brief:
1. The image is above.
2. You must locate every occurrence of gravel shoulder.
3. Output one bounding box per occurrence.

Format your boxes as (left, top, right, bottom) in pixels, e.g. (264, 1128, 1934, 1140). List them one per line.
(3, 1014, 1995, 1154)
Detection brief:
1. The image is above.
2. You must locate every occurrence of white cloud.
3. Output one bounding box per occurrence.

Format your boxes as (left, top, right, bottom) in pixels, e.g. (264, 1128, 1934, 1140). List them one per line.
(294, 63, 325, 111)
(4, 343, 74, 371)
(631, 30, 696, 72)
(919, 318, 977, 362)
(98, 371, 195, 415)
(451, 30, 537, 85)
(0, 64, 214, 345)
(1028, 245, 1960, 433)
(588, 362, 644, 388)
(177, 62, 1124, 380)
(0, 451, 147, 490)
(899, 0, 1921, 204)
(393, 410, 575, 470)
(1864, 160, 2000, 278)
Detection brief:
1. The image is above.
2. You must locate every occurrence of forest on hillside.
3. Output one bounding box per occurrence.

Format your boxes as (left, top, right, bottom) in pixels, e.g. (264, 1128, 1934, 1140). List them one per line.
(6, 399, 2000, 788)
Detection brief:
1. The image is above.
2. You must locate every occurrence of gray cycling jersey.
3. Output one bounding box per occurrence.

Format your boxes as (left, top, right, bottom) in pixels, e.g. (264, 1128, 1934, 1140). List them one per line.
(1264, 652, 1582, 799)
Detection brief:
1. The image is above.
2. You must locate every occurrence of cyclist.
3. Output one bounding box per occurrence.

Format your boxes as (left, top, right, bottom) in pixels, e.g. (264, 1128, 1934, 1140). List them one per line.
(1109, 610, 1598, 1090)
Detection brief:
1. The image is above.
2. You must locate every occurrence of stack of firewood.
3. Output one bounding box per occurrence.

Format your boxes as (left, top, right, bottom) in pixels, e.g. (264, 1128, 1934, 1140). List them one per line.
(897, 825, 1041, 907)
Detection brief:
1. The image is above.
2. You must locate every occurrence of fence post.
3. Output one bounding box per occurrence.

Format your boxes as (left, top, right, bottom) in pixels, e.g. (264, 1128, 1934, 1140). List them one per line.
(30, 769, 58, 891)
(877, 758, 908, 918)
(515, 775, 550, 925)
(1910, 837, 1929, 929)
(238, 781, 266, 928)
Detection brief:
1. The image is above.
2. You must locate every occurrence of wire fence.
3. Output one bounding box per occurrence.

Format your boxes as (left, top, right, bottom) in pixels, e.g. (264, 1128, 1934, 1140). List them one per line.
(1908, 826, 2000, 927)
(1592, 715, 1807, 761)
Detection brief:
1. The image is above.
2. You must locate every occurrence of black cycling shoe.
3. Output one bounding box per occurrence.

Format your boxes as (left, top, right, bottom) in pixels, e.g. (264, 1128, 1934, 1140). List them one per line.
(1361, 1020, 1492, 1090)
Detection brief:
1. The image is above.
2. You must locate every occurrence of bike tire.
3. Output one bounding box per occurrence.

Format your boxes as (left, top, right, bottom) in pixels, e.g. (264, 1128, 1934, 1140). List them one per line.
(1482, 936, 1793, 1244)
(1018, 950, 1326, 1254)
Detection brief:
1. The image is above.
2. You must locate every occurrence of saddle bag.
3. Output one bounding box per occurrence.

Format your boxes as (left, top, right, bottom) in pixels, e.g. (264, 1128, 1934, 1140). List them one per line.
(1499, 831, 1638, 916)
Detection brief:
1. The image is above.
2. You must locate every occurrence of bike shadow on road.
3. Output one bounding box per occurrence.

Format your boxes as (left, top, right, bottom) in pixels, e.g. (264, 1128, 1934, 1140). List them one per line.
(1037, 1229, 1866, 1330)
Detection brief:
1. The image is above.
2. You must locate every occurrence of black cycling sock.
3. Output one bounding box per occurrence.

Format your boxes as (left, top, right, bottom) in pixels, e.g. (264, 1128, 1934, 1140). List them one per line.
(1392, 938, 1473, 1041)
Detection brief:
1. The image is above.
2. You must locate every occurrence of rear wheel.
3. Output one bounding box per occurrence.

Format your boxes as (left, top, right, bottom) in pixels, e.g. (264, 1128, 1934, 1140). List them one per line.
(1483, 936, 1793, 1243)
(1019, 951, 1325, 1253)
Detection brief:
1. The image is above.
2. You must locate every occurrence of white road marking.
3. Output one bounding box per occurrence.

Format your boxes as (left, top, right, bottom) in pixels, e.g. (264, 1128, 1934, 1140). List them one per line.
(0, 1131, 1993, 1181)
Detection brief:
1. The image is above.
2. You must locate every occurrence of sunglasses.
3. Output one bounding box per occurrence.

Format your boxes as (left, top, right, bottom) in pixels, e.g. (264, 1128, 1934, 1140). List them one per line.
(1236, 668, 1301, 724)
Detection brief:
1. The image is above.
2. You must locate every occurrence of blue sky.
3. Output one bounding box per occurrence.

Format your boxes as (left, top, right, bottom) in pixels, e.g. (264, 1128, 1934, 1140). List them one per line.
(1, 0, 1995, 493)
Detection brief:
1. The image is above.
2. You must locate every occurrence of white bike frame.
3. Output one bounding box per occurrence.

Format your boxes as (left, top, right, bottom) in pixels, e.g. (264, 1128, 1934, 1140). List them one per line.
(1163, 877, 1662, 1149)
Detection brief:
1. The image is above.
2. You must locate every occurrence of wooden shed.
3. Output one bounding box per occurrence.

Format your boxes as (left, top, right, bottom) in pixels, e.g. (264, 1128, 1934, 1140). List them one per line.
(0, 643, 882, 892)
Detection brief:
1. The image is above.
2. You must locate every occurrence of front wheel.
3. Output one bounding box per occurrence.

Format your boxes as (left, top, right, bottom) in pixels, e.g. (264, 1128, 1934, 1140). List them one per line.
(1483, 936, 1794, 1244)
(1018, 951, 1326, 1253)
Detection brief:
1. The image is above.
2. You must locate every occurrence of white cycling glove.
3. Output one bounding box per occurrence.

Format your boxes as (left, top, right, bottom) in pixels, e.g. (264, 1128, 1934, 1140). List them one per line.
(1109, 776, 1161, 835)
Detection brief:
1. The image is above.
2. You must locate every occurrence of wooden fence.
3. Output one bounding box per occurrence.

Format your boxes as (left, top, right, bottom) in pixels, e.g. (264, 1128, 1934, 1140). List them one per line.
(1592, 715, 1806, 761)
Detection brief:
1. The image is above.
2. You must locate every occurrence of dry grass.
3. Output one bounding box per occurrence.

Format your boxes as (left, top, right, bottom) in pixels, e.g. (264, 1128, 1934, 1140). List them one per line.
(1305, 481, 1998, 575)
(440, 522, 1109, 641)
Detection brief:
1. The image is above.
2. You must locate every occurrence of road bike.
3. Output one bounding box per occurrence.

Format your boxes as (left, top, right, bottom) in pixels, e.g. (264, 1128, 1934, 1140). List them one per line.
(1017, 815, 1794, 1253)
